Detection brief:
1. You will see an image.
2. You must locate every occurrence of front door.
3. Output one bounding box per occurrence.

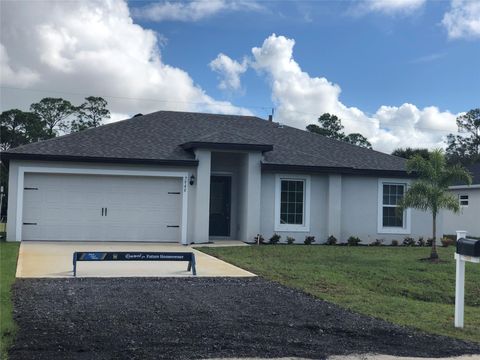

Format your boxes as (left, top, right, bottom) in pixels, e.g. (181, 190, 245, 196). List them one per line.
(209, 176, 231, 237)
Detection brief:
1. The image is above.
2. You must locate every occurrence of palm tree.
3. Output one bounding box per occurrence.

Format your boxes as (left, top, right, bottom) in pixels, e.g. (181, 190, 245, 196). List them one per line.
(399, 149, 472, 260)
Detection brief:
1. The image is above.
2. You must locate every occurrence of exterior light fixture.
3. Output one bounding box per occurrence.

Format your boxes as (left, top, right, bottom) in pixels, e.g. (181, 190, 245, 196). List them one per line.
(189, 174, 195, 186)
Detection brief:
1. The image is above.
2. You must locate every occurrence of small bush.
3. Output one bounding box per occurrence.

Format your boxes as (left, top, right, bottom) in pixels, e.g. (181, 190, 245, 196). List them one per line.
(286, 236, 295, 245)
(403, 237, 415, 247)
(347, 236, 361, 246)
(417, 237, 425, 247)
(325, 235, 337, 245)
(253, 234, 265, 245)
(441, 237, 455, 247)
(304, 236, 315, 245)
(269, 233, 281, 245)
(370, 239, 383, 246)
(426, 238, 434, 247)
(391, 239, 399, 246)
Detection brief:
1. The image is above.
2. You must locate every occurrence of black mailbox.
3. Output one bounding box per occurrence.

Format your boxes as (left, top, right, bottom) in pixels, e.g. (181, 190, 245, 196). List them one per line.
(456, 238, 480, 257)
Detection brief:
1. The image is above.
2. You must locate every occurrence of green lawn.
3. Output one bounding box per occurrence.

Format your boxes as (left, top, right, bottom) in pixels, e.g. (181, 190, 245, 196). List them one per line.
(0, 242, 20, 359)
(199, 245, 480, 343)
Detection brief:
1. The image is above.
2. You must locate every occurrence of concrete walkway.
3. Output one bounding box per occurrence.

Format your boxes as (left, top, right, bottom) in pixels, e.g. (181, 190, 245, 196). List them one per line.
(16, 241, 255, 278)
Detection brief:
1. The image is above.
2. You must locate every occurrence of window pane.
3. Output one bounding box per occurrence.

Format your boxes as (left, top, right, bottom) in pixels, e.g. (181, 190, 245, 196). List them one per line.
(382, 207, 403, 227)
(280, 179, 305, 225)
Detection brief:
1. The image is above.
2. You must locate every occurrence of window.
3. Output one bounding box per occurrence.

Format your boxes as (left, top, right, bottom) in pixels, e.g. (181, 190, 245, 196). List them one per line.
(275, 175, 310, 232)
(459, 194, 469, 207)
(378, 179, 410, 234)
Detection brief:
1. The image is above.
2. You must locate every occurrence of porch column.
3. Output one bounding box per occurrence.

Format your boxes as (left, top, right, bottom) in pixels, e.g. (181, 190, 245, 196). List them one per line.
(327, 174, 342, 240)
(239, 152, 262, 242)
(193, 149, 211, 243)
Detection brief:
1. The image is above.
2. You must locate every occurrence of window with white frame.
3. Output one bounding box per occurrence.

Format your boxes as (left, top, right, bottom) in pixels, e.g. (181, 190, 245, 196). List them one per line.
(275, 175, 310, 232)
(459, 194, 469, 207)
(378, 180, 410, 234)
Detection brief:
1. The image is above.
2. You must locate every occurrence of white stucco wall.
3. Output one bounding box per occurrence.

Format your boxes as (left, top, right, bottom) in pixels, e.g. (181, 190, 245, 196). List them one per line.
(443, 188, 480, 237)
(260, 172, 437, 245)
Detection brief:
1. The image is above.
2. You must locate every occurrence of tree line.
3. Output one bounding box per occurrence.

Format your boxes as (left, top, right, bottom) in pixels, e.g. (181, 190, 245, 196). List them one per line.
(1, 96, 110, 151)
(307, 108, 480, 166)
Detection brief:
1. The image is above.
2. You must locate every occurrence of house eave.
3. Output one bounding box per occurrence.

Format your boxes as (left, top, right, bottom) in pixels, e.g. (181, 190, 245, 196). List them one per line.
(261, 163, 410, 177)
(0, 152, 199, 167)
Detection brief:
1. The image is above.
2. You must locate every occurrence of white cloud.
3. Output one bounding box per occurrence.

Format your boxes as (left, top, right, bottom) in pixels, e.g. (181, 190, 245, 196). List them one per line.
(250, 34, 458, 153)
(209, 53, 248, 91)
(0, 0, 251, 121)
(132, 0, 263, 22)
(351, 0, 425, 15)
(442, 0, 480, 39)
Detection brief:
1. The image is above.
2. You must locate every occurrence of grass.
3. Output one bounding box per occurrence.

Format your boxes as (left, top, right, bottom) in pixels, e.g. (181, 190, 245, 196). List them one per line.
(199, 245, 480, 343)
(0, 242, 20, 359)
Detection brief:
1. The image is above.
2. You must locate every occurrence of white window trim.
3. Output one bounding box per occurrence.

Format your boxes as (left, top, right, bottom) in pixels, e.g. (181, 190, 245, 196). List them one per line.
(377, 178, 411, 235)
(274, 174, 311, 232)
(15, 166, 189, 244)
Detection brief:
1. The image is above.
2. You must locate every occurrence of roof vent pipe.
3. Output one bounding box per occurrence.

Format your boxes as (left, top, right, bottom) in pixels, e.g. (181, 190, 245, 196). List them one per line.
(133, 113, 143, 117)
(268, 115, 273, 122)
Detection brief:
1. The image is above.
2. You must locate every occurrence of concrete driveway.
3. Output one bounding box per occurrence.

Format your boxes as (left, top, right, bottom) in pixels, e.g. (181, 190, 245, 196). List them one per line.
(16, 241, 255, 278)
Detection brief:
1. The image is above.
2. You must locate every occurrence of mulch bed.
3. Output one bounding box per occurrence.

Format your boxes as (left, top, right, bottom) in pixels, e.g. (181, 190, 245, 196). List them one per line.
(9, 277, 480, 360)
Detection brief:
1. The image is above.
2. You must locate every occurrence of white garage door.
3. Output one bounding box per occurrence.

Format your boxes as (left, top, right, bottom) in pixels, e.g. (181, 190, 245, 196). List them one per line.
(22, 173, 183, 242)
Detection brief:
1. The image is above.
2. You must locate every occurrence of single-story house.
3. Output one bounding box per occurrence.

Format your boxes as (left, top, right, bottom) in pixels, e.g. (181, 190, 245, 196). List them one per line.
(442, 162, 480, 237)
(1, 111, 438, 244)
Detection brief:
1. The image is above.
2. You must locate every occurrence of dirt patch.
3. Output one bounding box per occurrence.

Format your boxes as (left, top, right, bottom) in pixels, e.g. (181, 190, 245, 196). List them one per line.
(9, 277, 480, 360)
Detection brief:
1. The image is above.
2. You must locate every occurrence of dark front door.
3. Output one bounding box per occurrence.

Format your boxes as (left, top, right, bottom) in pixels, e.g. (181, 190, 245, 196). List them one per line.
(209, 176, 231, 237)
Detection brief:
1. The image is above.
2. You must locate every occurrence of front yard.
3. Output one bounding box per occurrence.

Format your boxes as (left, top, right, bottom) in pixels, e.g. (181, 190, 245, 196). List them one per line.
(200, 245, 480, 343)
(0, 242, 20, 358)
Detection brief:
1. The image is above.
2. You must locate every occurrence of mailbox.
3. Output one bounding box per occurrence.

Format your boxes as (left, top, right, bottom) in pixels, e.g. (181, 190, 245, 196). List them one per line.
(456, 238, 480, 257)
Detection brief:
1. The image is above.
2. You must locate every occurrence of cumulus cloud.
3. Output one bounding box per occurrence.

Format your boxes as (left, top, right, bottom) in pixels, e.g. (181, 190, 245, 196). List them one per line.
(442, 0, 480, 39)
(209, 53, 248, 91)
(351, 0, 425, 15)
(249, 34, 458, 153)
(132, 0, 263, 22)
(0, 0, 251, 121)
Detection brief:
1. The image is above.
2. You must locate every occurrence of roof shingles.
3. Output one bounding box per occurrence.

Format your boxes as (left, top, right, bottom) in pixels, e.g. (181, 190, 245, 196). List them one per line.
(3, 111, 407, 173)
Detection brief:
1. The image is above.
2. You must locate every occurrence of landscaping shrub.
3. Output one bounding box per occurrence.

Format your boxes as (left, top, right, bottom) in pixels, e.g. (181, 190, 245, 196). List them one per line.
(391, 240, 399, 246)
(325, 235, 337, 245)
(304, 236, 315, 245)
(403, 237, 415, 247)
(441, 237, 455, 247)
(286, 236, 295, 245)
(269, 234, 281, 245)
(417, 237, 426, 247)
(370, 239, 383, 246)
(347, 236, 361, 246)
(426, 238, 434, 247)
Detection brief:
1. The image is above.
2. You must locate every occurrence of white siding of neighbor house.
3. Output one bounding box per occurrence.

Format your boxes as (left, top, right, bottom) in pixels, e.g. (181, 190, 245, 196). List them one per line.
(442, 188, 480, 237)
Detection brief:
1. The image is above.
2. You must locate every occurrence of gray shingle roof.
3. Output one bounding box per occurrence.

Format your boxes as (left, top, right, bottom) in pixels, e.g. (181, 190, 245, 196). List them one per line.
(2, 110, 407, 173)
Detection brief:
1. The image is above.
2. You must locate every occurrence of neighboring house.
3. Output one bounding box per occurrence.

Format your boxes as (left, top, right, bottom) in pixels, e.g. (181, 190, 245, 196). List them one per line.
(1, 111, 437, 245)
(442, 163, 480, 237)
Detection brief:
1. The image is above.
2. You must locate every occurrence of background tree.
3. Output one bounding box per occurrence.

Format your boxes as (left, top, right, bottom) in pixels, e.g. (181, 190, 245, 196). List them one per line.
(344, 133, 372, 149)
(307, 113, 372, 148)
(70, 96, 110, 132)
(0, 110, 48, 151)
(399, 149, 472, 260)
(391, 147, 430, 160)
(446, 108, 480, 165)
(30, 97, 75, 137)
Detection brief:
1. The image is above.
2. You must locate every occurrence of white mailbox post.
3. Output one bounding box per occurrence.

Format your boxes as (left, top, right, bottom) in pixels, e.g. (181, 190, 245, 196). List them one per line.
(454, 230, 480, 329)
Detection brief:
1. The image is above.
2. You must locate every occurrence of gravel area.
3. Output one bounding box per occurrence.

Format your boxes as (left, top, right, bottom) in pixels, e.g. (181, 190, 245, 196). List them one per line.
(10, 277, 480, 360)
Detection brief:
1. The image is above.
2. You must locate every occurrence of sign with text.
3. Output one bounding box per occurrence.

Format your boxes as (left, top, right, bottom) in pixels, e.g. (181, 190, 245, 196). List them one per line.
(73, 251, 196, 276)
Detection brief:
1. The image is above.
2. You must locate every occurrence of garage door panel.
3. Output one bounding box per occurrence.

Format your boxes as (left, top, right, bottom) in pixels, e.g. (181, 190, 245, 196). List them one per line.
(22, 173, 183, 242)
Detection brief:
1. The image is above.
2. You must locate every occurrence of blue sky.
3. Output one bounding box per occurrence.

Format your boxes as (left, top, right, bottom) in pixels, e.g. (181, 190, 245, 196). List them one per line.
(132, 0, 479, 116)
(1, 0, 479, 152)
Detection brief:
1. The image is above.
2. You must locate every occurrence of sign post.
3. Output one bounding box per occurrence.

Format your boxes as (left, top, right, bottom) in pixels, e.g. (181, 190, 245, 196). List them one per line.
(454, 230, 480, 328)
